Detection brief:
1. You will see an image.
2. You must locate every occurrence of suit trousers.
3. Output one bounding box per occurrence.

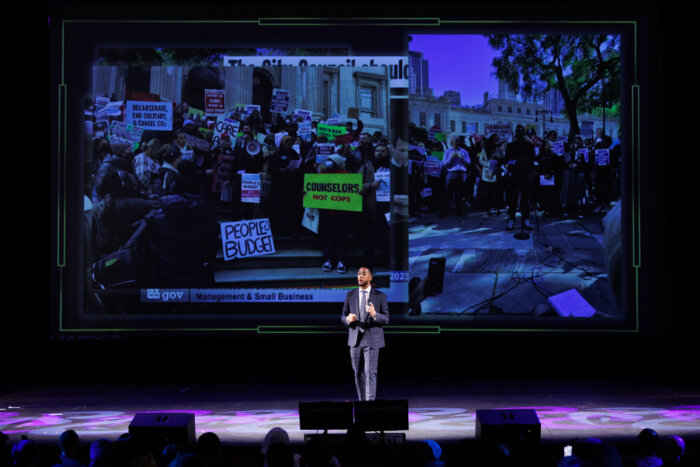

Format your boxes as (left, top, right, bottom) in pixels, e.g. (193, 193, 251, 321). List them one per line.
(349, 333, 380, 401)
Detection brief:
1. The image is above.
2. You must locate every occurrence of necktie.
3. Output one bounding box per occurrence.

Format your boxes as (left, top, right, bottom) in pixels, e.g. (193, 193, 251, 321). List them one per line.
(359, 290, 367, 333)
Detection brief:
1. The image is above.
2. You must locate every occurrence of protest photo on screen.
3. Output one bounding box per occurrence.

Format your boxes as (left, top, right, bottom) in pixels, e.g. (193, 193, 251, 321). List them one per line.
(84, 59, 405, 316)
(406, 33, 623, 323)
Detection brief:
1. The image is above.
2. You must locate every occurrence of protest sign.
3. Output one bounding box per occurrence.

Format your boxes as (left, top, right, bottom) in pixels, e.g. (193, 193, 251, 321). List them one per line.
(302, 207, 319, 234)
(428, 125, 442, 141)
(540, 175, 555, 186)
(241, 173, 261, 204)
(485, 124, 513, 141)
(595, 149, 610, 165)
(298, 121, 312, 142)
(434, 132, 447, 142)
(315, 143, 335, 164)
(184, 134, 210, 152)
(205, 89, 225, 115)
(244, 104, 260, 117)
(125, 101, 172, 131)
(420, 187, 432, 198)
(334, 134, 354, 146)
(303, 173, 363, 212)
(212, 117, 240, 148)
(271, 88, 290, 112)
(577, 148, 590, 163)
(375, 169, 390, 202)
(552, 140, 565, 156)
(423, 156, 442, 177)
(317, 123, 346, 140)
(186, 107, 205, 123)
(431, 151, 444, 161)
(95, 96, 110, 110)
(294, 109, 313, 122)
(108, 121, 143, 147)
(220, 218, 275, 261)
(581, 120, 595, 138)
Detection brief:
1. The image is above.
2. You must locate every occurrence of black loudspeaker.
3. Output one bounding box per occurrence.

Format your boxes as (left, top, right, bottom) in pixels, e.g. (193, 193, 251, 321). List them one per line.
(128, 413, 196, 447)
(475, 409, 541, 443)
(426, 257, 446, 295)
(354, 400, 409, 432)
(298, 402, 354, 431)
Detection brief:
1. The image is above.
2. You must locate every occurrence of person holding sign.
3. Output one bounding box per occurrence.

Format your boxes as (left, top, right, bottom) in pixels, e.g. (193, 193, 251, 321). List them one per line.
(316, 154, 351, 274)
(536, 141, 565, 217)
(342, 266, 389, 401)
(592, 135, 614, 214)
(439, 135, 471, 217)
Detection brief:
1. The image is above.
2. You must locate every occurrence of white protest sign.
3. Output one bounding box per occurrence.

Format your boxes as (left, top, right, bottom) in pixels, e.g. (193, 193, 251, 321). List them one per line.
(220, 218, 275, 260)
(95, 96, 110, 110)
(212, 117, 240, 148)
(423, 156, 442, 177)
(275, 131, 287, 148)
(552, 141, 565, 156)
(315, 143, 335, 164)
(271, 88, 290, 112)
(244, 104, 260, 116)
(302, 207, 319, 234)
(577, 148, 589, 163)
(241, 173, 261, 204)
(293, 109, 312, 122)
(298, 121, 312, 142)
(540, 175, 555, 186)
(375, 169, 390, 202)
(108, 121, 143, 147)
(595, 149, 610, 165)
(125, 101, 172, 131)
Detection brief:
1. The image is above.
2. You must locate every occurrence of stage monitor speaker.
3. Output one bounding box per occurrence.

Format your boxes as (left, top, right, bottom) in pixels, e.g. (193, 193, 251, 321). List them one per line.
(299, 402, 354, 431)
(475, 409, 540, 443)
(128, 413, 196, 447)
(353, 400, 409, 432)
(426, 257, 446, 295)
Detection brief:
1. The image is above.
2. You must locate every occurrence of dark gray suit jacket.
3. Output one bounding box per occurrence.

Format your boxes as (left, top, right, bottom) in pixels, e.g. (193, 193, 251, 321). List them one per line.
(341, 287, 389, 348)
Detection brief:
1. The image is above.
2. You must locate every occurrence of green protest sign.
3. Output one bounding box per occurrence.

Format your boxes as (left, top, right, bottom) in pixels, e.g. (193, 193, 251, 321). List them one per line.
(432, 151, 444, 161)
(317, 123, 347, 140)
(303, 173, 363, 212)
(435, 132, 447, 142)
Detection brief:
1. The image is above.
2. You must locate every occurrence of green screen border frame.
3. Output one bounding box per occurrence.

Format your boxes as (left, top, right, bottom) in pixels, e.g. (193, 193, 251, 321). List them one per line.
(54, 17, 640, 335)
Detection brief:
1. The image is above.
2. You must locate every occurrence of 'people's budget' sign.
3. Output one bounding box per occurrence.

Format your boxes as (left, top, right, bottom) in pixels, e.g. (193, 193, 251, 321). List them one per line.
(220, 218, 275, 260)
(303, 173, 363, 212)
(125, 101, 172, 130)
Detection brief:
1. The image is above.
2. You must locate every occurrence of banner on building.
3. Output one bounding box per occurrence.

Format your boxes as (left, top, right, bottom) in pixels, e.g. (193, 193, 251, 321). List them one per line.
(270, 88, 290, 113)
(303, 173, 363, 212)
(205, 89, 225, 115)
(220, 218, 275, 261)
(223, 56, 409, 89)
(125, 101, 173, 131)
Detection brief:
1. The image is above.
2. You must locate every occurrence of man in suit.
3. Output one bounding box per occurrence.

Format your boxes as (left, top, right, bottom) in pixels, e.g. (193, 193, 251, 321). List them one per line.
(341, 266, 390, 401)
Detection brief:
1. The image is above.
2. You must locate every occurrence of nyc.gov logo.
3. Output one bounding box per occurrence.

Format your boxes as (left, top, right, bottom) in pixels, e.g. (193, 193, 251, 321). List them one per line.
(143, 289, 189, 302)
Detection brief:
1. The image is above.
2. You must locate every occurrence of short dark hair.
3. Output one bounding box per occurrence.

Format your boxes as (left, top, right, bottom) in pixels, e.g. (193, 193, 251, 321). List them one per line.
(359, 266, 373, 276)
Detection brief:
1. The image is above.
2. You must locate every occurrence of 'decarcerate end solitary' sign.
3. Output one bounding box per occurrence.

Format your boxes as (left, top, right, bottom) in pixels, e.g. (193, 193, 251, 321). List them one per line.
(220, 218, 275, 261)
(125, 101, 173, 131)
(303, 173, 363, 212)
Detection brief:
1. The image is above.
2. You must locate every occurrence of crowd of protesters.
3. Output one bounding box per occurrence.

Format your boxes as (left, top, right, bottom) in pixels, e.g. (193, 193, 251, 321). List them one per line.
(85, 98, 395, 288)
(1, 426, 693, 466)
(408, 124, 621, 230)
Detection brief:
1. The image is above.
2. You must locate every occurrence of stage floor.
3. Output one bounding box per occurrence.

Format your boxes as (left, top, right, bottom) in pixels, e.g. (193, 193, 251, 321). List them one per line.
(2, 377, 698, 447)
